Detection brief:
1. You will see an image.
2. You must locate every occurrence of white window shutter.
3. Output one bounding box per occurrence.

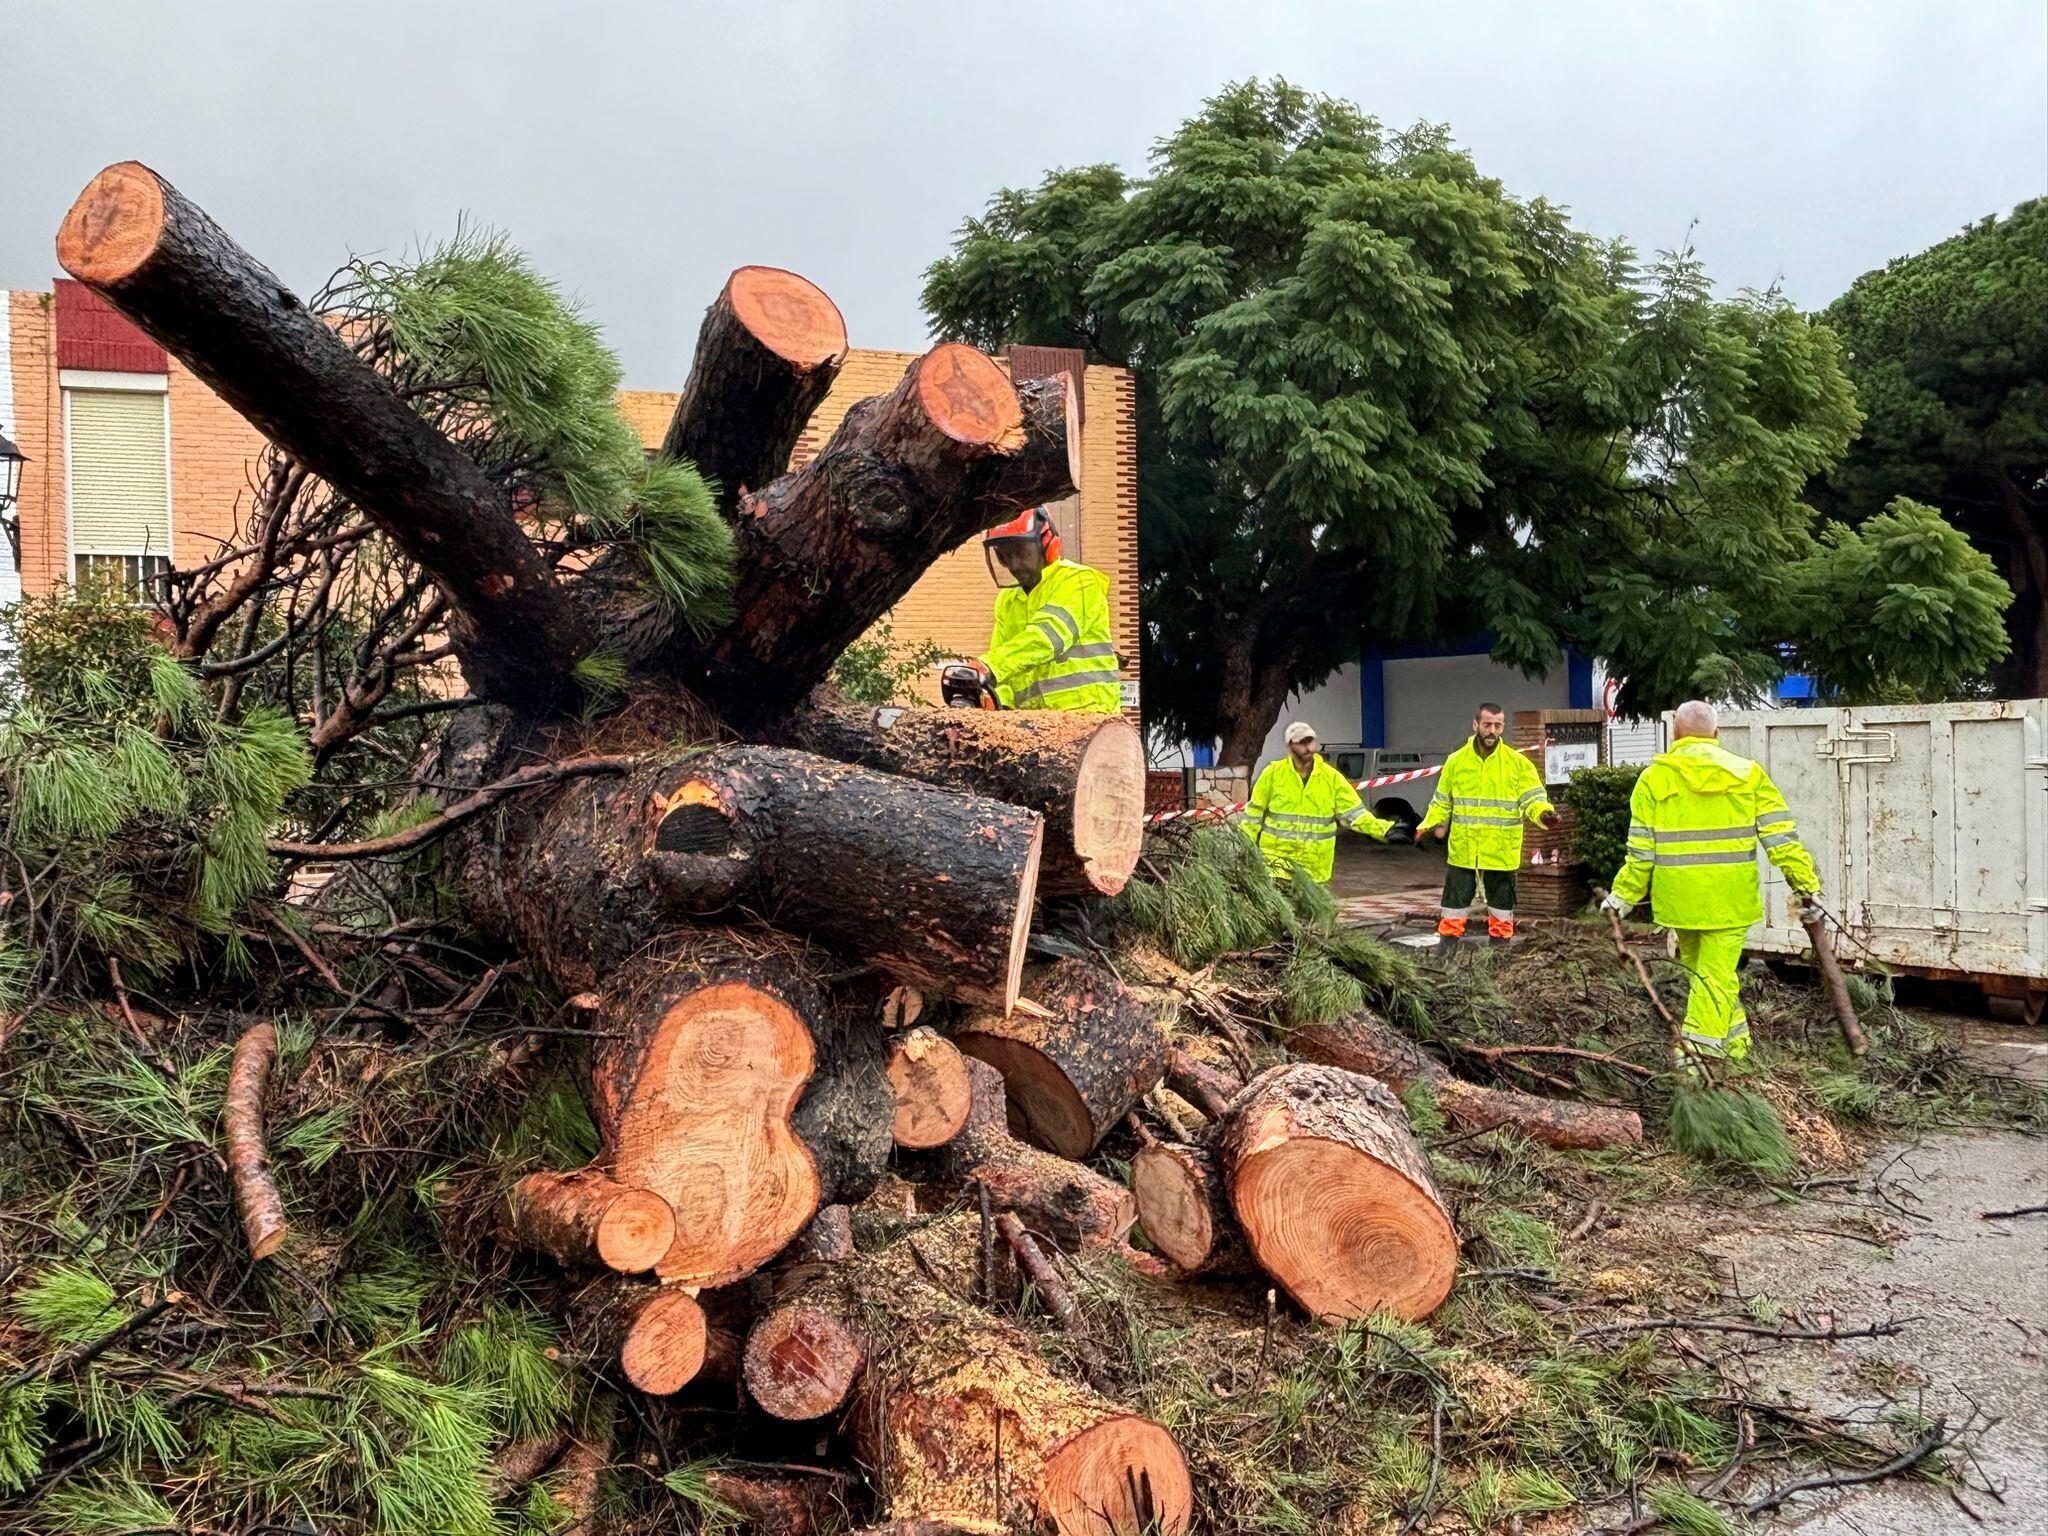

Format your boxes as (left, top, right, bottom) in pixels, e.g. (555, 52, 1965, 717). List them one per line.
(68, 388, 170, 554)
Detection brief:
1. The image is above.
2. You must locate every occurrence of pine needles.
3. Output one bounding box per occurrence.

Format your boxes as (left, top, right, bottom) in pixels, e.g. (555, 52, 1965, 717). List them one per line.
(1666, 1080, 1797, 1179)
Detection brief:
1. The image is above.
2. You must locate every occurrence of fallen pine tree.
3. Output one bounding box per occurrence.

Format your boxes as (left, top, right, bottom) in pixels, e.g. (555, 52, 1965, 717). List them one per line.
(0, 164, 2038, 1536)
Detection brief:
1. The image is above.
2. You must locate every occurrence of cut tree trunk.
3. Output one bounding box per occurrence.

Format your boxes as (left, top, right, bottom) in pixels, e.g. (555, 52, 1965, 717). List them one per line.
(1218, 1064, 1457, 1322)
(953, 959, 1169, 1158)
(783, 1203, 856, 1267)
(743, 1295, 868, 1421)
(225, 1021, 287, 1262)
(854, 1269, 1192, 1536)
(903, 1059, 1136, 1253)
(792, 999, 896, 1209)
(462, 743, 1042, 1009)
(506, 1169, 676, 1274)
(587, 940, 825, 1286)
(1285, 1011, 1644, 1152)
(887, 1027, 974, 1150)
(665, 357, 1079, 723)
(571, 1279, 710, 1396)
(1130, 1140, 1255, 1277)
(778, 703, 1145, 897)
(661, 266, 849, 513)
(56, 162, 586, 714)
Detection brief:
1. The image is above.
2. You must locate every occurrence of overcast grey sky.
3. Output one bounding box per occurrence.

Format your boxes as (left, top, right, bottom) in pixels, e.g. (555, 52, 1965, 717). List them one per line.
(5, 1, 2043, 384)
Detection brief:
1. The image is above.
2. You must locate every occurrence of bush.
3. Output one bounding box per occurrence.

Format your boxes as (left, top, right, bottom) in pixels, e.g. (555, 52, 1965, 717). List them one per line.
(831, 620, 948, 705)
(1560, 765, 1642, 888)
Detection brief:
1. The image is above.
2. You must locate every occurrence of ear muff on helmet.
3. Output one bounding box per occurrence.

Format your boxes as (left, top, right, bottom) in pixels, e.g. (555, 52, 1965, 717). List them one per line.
(982, 507, 1061, 586)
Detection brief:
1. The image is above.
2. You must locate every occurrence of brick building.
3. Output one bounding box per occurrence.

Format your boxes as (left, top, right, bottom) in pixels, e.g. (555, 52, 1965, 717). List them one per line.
(0, 283, 1141, 710)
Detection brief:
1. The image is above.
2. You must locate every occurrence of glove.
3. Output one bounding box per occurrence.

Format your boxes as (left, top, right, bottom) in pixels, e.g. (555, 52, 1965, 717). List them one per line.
(940, 661, 1000, 710)
(1598, 891, 1631, 918)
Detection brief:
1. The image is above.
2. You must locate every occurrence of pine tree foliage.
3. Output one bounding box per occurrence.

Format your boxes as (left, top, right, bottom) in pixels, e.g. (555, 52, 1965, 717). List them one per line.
(925, 79, 2009, 755)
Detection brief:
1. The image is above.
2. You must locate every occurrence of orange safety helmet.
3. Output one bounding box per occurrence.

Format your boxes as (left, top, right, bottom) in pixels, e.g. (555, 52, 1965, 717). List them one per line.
(982, 506, 1062, 587)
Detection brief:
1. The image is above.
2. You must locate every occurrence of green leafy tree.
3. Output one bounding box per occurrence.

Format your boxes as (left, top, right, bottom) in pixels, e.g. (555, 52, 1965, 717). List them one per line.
(925, 80, 1997, 761)
(1818, 200, 2047, 695)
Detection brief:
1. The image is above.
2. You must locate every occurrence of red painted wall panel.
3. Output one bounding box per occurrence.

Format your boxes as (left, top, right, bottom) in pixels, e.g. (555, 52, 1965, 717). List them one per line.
(55, 279, 167, 374)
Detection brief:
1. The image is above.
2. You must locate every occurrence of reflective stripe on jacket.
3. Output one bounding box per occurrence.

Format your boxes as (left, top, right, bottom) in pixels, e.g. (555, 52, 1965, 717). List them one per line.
(1414, 739, 1553, 872)
(1608, 737, 1820, 929)
(1243, 755, 1394, 884)
(980, 559, 1122, 713)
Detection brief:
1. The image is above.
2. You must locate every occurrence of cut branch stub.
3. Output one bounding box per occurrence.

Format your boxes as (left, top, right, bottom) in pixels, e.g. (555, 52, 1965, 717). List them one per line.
(506, 1169, 676, 1274)
(662, 266, 849, 514)
(886, 1026, 974, 1150)
(668, 353, 1078, 723)
(902, 1058, 1136, 1253)
(645, 745, 1043, 1010)
(56, 162, 587, 714)
(225, 1021, 287, 1261)
(572, 1279, 709, 1396)
(1130, 1140, 1255, 1277)
(953, 959, 1169, 1158)
(743, 1298, 867, 1421)
(1218, 1063, 1457, 1323)
(778, 703, 1145, 897)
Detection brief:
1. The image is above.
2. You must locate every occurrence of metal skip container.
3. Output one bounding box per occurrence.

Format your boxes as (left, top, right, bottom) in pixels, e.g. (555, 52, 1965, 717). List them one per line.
(1716, 700, 2048, 1024)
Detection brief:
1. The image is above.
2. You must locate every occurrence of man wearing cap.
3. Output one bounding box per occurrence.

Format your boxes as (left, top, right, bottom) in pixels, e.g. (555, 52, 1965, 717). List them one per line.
(1415, 702, 1556, 948)
(1244, 723, 1397, 884)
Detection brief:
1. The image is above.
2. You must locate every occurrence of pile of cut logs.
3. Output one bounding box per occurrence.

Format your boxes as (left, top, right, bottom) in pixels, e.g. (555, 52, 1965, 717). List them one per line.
(58, 162, 1641, 1536)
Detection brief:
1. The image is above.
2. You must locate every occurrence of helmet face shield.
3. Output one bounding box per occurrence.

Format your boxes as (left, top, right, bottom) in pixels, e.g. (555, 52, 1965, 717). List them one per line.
(985, 537, 1040, 588)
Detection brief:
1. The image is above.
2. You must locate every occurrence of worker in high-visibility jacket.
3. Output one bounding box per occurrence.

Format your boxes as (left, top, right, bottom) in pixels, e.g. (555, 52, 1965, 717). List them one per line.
(1601, 699, 1820, 1062)
(1414, 702, 1556, 946)
(1244, 721, 1396, 883)
(944, 507, 1122, 713)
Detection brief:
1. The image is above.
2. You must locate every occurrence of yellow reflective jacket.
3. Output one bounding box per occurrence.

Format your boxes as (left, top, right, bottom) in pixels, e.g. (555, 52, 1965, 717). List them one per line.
(1609, 737, 1819, 929)
(980, 560, 1121, 713)
(1243, 755, 1394, 884)
(1416, 739, 1553, 873)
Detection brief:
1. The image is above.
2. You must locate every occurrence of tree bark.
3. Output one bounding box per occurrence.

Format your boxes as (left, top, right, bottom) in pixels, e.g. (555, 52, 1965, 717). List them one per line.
(56, 161, 587, 714)
(953, 959, 1170, 1158)
(701, 1470, 848, 1534)
(460, 743, 1042, 1009)
(1215, 629, 1299, 768)
(505, 1169, 676, 1274)
(570, 1278, 710, 1396)
(1166, 1048, 1242, 1123)
(225, 1021, 287, 1261)
(779, 701, 1146, 897)
(1284, 1011, 1645, 1152)
(1218, 1063, 1457, 1322)
(886, 1026, 975, 1150)
(661, 266, 849, 513)
(902, 1059, 1137, 1253)
(852, 1261, 1192, 1536)
(1130, 1140, 1256, 1276)
(665, 358, 1079, 723)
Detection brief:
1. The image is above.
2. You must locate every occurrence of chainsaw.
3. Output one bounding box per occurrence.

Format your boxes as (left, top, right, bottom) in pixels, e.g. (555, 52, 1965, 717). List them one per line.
(940, 662, 1002, 710)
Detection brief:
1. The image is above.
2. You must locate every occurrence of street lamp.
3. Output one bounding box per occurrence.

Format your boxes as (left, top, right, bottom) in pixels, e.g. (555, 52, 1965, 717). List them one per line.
(0, 431, 24, 568)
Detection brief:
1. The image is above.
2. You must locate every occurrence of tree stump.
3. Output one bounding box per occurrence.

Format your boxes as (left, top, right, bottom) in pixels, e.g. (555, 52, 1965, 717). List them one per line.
(953, 959, 1169, 1158)
(743, 1297, 868, 1422)
(1218, 1064, 1457, 1322)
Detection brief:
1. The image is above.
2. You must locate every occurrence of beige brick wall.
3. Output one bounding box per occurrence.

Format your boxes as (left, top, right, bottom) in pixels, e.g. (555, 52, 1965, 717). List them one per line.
(9, 292, 66, 596)
(168, 358, 267, 571)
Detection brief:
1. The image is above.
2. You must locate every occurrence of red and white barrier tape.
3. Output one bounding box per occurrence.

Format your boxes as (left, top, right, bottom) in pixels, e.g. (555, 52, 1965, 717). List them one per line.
(1146, 762, 1443, 827)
